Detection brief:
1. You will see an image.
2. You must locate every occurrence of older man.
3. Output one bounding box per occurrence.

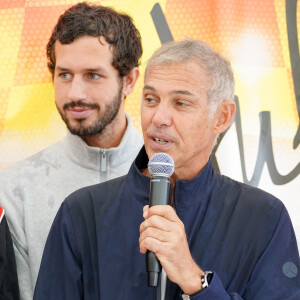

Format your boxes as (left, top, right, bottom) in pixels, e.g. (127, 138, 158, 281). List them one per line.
(0, 3, 143, 299)
(34, 39, 300, 299)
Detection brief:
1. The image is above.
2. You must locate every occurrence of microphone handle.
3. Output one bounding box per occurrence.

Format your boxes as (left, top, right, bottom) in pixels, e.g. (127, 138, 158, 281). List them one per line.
(147, 176, 170, 287)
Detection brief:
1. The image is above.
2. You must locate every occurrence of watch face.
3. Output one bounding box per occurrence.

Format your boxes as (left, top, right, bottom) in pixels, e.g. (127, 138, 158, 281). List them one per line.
(207, 271, 214, 284)
(201, 271, 214, 289)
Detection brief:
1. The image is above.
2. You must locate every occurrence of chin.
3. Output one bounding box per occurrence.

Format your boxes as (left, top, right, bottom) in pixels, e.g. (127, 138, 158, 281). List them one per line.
(144, 147, 155, 160)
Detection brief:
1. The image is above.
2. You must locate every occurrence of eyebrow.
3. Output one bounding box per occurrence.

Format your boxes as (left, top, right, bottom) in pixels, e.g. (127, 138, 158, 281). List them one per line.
(55, 66, 107, 73)
(143, 84, 195, 97)
(143, 85, 156, 91)
(171, 89, 194, 96)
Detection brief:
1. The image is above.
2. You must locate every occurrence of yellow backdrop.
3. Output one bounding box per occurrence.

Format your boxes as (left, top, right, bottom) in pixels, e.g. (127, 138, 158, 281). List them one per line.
(0, 0, 299, 244)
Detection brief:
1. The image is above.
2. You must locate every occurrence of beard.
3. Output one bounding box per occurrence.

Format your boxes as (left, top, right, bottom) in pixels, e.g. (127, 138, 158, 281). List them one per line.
(57, 81, 123, 137)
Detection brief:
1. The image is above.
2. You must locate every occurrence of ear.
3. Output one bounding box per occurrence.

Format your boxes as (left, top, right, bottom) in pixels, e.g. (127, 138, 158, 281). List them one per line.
(121, 67, 140, 97)
(213, 100, 236, 134)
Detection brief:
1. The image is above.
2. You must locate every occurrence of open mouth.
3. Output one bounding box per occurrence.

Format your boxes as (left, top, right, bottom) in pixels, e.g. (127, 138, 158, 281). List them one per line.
(154, 137, 168, 144)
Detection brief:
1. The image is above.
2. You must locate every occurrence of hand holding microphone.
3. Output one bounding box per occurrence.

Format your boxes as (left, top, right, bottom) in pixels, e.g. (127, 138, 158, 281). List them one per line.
(145, 152, 174, 287)
(139, 152, 204, 294)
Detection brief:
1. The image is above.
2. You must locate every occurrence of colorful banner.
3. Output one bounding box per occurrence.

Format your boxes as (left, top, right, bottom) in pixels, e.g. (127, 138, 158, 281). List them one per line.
(0, 0, 299, 244)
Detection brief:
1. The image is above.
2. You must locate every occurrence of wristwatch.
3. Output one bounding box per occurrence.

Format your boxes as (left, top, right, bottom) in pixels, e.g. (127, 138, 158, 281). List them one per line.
(201, 270, 213, 289)
(182, 271, 213, 299)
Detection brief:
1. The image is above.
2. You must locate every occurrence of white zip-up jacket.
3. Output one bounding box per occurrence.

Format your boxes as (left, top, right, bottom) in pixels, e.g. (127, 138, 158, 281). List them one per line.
(0, 114, 143, 300)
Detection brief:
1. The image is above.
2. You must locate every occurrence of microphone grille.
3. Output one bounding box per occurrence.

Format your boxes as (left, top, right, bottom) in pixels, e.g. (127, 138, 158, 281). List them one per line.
(148, 152, 175, 177)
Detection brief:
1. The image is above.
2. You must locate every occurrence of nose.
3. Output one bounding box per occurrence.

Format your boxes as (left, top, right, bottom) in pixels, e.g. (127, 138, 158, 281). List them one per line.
(67, 76, 87, 102)
(152, 101, 172, 128)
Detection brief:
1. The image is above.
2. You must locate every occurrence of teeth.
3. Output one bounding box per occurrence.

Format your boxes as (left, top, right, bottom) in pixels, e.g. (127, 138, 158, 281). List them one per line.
(154, 138, 167, 144)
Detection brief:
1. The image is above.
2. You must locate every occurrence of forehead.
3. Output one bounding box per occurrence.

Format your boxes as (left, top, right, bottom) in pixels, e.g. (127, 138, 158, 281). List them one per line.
(144, 61, 210, 95)
(54, 36, 114, 68)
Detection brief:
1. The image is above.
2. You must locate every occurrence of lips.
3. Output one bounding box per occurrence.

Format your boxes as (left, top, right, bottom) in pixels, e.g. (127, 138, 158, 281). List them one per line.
(153, 137, 168, 144)
(150, 133, 171, 144)
(69, 107, 89, 112)
(147, 131, 176, 150)
(66, 106, 94, 119)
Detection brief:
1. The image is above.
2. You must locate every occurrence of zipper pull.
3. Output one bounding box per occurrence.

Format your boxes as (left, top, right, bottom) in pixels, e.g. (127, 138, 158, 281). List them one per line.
(100, 150, 107, 172)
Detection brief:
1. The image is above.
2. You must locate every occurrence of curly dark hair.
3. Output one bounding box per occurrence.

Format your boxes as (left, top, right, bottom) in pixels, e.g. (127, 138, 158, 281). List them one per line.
(46, 2, 142, 77)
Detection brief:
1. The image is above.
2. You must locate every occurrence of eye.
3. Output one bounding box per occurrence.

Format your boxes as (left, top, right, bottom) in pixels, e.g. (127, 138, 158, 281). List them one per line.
(146, 98, 156, 103)
(88, 73, 100, 80)
(144, 96, 158, 105)
(59, 73, 71, 79)
(176, 100, 188, 107)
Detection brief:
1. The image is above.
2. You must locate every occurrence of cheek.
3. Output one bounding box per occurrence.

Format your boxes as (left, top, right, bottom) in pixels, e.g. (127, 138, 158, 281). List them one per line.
(54, 91, 62, 107)
(181, 120, 207, 143)
(54, 83, 65, 101)
(96, 84, 118, 103)
(141, 107, 151, 128)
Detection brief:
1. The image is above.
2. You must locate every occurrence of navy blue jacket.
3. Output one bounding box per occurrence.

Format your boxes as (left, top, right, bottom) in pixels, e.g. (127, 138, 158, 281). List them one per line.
(34, 148, 300, 299)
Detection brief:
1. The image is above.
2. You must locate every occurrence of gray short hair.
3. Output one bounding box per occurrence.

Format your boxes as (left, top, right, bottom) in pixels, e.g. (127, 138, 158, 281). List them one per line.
(145, 38, 235, 118)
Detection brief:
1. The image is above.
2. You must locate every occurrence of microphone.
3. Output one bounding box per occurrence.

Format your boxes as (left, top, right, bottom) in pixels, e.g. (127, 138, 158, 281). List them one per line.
(146, 152, 175, 287)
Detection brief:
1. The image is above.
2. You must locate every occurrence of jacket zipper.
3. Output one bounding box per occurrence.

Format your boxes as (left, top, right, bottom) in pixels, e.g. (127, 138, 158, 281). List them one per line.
(100, 149, 107, 172)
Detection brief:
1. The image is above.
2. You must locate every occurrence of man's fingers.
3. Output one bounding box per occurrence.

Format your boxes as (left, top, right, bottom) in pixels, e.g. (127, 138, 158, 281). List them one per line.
(139, 225, 169, 245)
(143, 205, 149, 218)
(139, 235, 164, 254)
(147, 205, 179, 222)
(139, 214, 174, 234)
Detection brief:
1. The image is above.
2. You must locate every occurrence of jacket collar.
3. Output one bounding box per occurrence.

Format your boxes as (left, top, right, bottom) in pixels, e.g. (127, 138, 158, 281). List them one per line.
(62, 113, 143, 171)
(128, 147, 216, 208)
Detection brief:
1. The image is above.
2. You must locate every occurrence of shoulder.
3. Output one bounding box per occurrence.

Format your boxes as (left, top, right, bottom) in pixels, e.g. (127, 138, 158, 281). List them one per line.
(64, 175, 128, 211)
(213, 173, 284, 223)
(0, 139, 65, 183)
(211, 174, 293, 253)
(60, 175, 129, 237)
(215, 172, 281, 205)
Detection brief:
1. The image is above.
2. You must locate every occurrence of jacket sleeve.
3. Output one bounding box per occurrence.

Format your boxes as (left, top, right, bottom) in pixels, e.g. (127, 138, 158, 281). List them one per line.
(189, 204, 300, 300)
(0, 172, 33, 300)
(33, 202, 83, 300)
(0, 210, 20, 300)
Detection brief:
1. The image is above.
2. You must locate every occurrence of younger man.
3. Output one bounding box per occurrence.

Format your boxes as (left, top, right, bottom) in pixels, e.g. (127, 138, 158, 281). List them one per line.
(0, 3, 143, 299)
